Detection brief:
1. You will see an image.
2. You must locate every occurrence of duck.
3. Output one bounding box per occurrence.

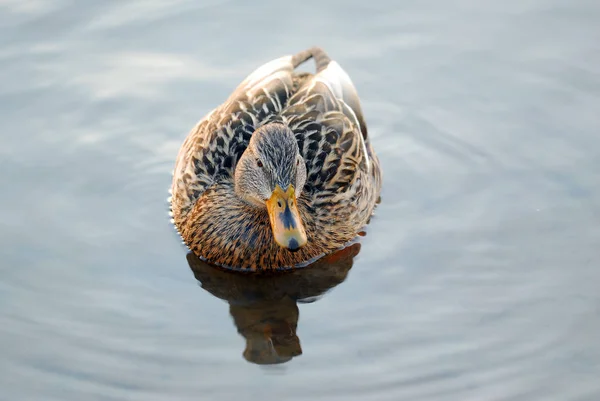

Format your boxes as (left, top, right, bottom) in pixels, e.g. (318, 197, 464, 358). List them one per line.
(170, 47, 382, 271)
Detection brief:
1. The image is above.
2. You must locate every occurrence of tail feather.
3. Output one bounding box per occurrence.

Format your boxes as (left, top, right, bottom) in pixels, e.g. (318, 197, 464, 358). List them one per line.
(292, 47, 369, 140)
(291, 47, 331, 73)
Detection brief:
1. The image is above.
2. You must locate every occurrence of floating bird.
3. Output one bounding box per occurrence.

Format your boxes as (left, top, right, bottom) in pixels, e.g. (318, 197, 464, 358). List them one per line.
(170, 47, 382, 271)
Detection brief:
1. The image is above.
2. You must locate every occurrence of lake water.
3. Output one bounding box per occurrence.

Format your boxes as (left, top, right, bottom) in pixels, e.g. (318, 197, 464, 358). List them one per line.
(1, 0, 599, 400)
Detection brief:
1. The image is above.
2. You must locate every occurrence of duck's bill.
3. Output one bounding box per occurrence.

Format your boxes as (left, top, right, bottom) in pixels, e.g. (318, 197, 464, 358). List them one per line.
(266, 185, 307, 252)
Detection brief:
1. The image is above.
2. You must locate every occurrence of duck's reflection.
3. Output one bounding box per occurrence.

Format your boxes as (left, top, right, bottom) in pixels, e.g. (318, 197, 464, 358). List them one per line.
(187, 242, 361, 365)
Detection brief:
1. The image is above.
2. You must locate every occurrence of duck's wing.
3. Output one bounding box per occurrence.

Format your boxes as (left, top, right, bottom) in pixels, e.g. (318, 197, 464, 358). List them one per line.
(172, 54, 301, 217)
(277, 54, 373, 199)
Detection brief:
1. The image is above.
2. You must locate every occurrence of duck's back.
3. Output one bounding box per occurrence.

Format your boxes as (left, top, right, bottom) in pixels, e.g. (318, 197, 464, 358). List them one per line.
(171, 47, 381, 220)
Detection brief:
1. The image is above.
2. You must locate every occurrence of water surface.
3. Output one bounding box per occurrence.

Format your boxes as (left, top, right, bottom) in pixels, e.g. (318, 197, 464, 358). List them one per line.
(1, 0, 599, 400)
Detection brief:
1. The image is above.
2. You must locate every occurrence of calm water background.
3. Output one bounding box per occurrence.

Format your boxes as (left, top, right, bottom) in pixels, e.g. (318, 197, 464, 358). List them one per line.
(1, 0, 599, 400)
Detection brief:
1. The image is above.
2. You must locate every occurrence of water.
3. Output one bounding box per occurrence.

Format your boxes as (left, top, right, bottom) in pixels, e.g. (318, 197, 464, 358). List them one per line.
(1, 0, 599, 400)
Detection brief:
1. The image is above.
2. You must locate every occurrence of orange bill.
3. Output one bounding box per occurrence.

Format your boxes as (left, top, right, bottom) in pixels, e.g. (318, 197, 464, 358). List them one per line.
(266, 185, 307, 251)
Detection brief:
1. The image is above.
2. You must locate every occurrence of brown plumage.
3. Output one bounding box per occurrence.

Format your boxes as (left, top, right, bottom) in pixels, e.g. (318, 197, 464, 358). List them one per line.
(170, 47, 382, 271)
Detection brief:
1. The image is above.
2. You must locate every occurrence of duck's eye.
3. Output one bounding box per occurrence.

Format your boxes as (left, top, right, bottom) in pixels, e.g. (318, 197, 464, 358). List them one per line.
(256, 159, 263, 168)
(296, 159, 300, 166)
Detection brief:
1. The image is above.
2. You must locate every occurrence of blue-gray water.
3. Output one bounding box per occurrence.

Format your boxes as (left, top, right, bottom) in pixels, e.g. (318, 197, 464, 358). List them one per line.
(1, 1, 599, 400)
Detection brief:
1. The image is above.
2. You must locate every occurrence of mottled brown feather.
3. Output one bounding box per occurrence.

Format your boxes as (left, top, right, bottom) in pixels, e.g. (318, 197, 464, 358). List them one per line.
(170, 47, 382, 271)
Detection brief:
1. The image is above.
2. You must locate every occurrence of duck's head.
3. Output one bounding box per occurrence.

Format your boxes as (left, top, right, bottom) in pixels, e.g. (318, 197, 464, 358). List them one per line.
(234, 123, 308, 251)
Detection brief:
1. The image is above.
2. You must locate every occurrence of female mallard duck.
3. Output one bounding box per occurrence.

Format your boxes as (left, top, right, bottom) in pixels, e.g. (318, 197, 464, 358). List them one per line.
(170, 47, 382, 271)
